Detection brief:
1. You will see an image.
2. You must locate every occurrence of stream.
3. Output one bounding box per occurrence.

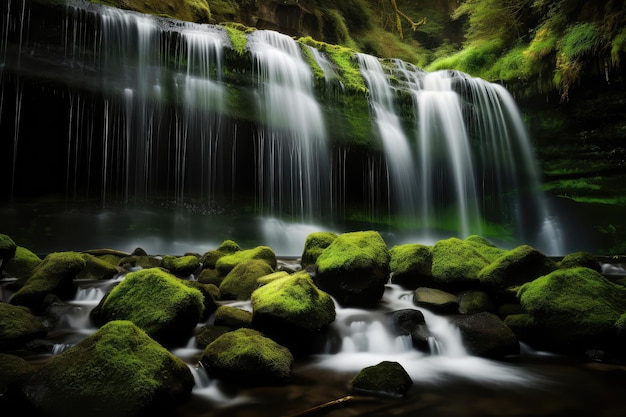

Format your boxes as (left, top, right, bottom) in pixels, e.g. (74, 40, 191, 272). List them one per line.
(2, 263, 625, 417)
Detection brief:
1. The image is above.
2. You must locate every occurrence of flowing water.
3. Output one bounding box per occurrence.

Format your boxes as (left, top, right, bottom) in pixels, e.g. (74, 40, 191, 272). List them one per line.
(2, 270, 625, 417)
(0, 0, 577, 256)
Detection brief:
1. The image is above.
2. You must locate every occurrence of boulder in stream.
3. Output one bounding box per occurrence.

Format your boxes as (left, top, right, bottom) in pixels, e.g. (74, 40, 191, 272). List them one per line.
(22, 320, 194, 417)
(351, 361, 413, 398)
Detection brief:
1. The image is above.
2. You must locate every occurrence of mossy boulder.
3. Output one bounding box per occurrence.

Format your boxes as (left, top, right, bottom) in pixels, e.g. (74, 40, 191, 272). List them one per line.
(90, 268, 204, 347)
(219, 259, 275, 300)
(162, 255, 201, 277)
(0, 233, 17, 274)
(0, 303, 48, 351)
(215, 245, 276, 277)
(430, 236, 505, 291)
(180, 280, 219, 321)
(389, 243, 433, 289)
(197, 267, 221, 286)
(256, 271, 290, 286)
(477, 245, 557, 291)
(76, 253, 120, 280)
(413, 287, 459, 315)
(118, 254, 162, 270)
(9, 252, 86, 313)
(213, 305, 253, 328)
(351, 361, 413, 398)
(251, 271, 335, 352)
(301, 232, 338, 268)
(314, 231, 390, 307)
(22, 320, 194, 417)
(200, 240, 241, 270)
(517, 267, 626, 351)
(558, 251, 601, 272)
(3, 246, 41, 280)
(201, 328, 294, 385)
(451, 312, 519, 359)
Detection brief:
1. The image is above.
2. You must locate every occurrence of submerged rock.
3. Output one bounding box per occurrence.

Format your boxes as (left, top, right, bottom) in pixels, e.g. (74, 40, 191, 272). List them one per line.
(452, 312, 519, 359)
(201, 328, 294, 385)
(22, 320, 194, 417)
(314, 231, 390, 307)
(90, 267, 204, 347)
(351, 361, 413, 398)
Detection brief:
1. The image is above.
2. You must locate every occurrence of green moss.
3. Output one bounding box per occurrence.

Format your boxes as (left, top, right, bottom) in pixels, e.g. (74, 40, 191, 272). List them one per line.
(76, 253, 119, 280)
(478, 244, 557, 289)
(9, 252, 86, 312)
(201, 328, 293, 384)
(351, 361, 413, 398)
(389, 243, 432, 277)
(162, 255, 200, 277)
(316, 231, 389, 274)
(0, 353, 34, 387)
(98, 268, 204, 339)
(324, 45, 367, 94)
(561, 22, 599, 60)
(213, 305, 253, 328)
(558, 251, 601, 272)
(0, 233, 16, 260)
(219, 258, 274, 300)
(256, 271, 290, 286)
(3, 246, 41, 280)
(24, 320, 193, 417)
(251, 271, 335, 331)
(517, 267, 626, 341)
(215, 246, 277, 277)
(90, 0, 210, 23)
(0, 303, 47, 350)
(301, 232, 338, 268)
(430, 237, 498, 288)
(222, 23, 252, 55)
(427, 39, 505, 77)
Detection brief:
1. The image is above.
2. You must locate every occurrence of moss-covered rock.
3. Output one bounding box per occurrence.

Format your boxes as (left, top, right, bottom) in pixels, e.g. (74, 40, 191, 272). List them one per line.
(0, 233, 17, 275)
(180, 280, 219, 321)
(118, 254, 162, 270)
(251, 271, 335, 352)
(413, 287, 459, 315)
(351, 361, 413, 398)
(162, 255, 201, 277)
(219, 259, 275, 300)
(200, 239, 241, 270)
(477, 244, 557, 290)
(301, 232, 338, 269)
(213, 305, 253, 328)
(430, 236, 504, 291)
(389, 243, 432, 289)
(0, 303, 47, 351)
(314, 231, 390, 307)
(256, 271, 290, 286)
(558, 251, 601, 272)
(215, 246, 277, 277)
(90, 268, 204, 347)
(451, 312, 519, 359)
(3, 246, 41, 280)
(201, 328, 294, 385)
(22, 320, 194, 417)
(9, 252, 86, 313)
(76, 253, 120, 280)
(517, 267, 626, 351)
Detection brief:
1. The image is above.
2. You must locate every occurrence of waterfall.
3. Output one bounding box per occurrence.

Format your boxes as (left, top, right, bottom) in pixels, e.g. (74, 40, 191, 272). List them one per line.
(357, 53, 418, 219)
(249, 30, 330, 220)
(0, 0, 566, 255)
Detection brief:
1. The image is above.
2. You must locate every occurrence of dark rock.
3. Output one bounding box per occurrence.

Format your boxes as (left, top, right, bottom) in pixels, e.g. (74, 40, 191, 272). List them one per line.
(351, 361, 413, 398)
(452, 312, 519, 359)
(413, 287, 459, 314)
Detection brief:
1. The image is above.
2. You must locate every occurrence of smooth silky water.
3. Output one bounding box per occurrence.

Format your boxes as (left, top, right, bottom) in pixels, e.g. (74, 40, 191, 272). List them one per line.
(2, 267, 625, 417)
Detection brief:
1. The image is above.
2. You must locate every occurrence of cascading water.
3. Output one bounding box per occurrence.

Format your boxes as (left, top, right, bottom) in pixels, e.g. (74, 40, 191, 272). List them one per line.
(249, 30, 330, 220)
(0, 0, 567, 255)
